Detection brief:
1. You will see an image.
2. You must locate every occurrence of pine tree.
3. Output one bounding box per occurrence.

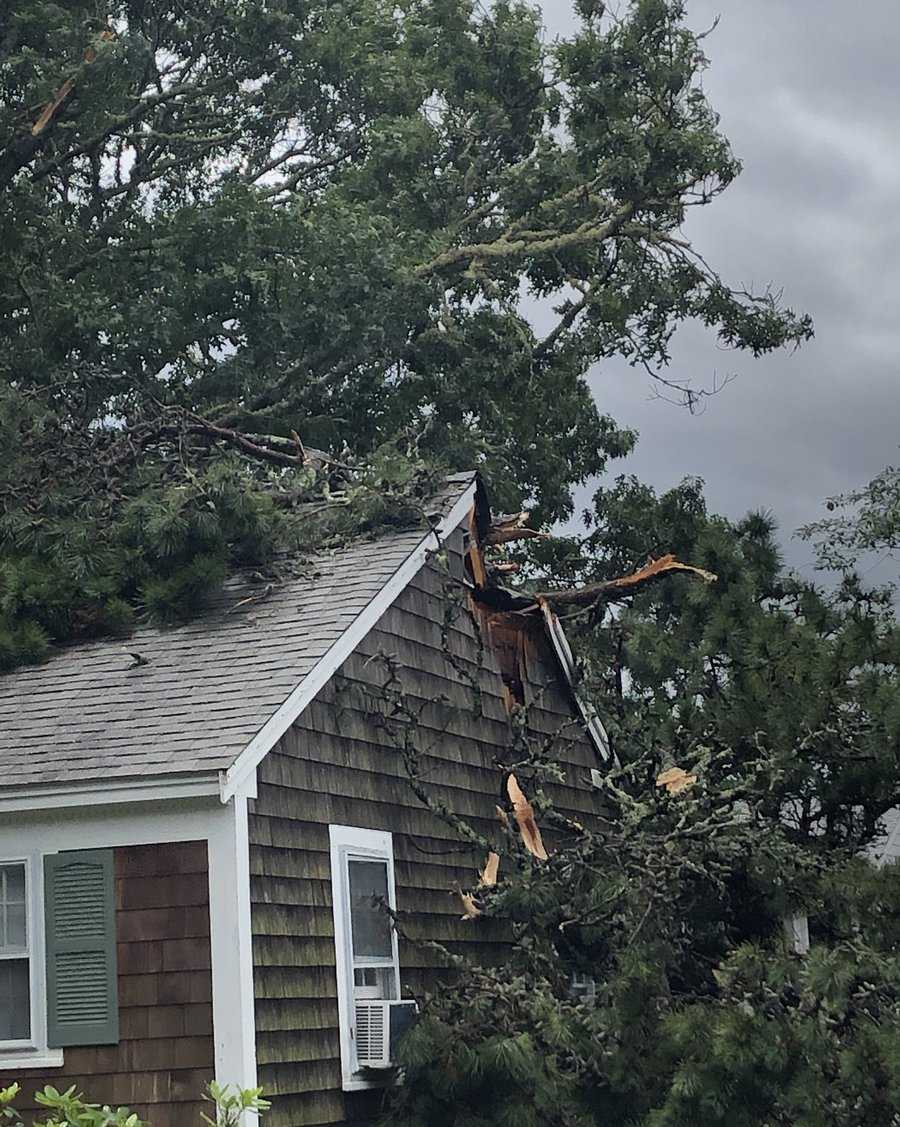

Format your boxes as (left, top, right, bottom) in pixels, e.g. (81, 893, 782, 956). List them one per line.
(0, 0, 810, 667)
(386, 478, 900, 1127)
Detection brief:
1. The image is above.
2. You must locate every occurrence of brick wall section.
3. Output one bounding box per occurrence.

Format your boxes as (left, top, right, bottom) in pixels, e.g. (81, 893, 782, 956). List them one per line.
(3, 841, 214, 1127)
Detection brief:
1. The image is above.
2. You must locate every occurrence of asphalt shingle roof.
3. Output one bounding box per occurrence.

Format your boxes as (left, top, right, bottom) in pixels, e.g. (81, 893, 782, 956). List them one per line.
(0, 473, 476, 792)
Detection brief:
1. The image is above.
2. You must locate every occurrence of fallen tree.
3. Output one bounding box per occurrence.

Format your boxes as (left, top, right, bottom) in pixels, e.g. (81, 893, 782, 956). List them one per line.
(1, 0, 810, 670)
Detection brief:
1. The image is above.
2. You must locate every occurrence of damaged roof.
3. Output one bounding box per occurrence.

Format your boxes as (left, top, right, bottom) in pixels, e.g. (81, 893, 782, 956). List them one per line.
(0, 473, 478, 792)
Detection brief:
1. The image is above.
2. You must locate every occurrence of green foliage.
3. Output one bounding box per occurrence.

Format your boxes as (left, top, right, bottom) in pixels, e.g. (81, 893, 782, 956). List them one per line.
(0, 1084, 143, 1127)
(800, 464, 900, 572)
(386, 472, 900, 1127)
(0, 0, 810, 669)
(0, 1083, 269, 1127)
(201, 1082, 270, 1127)
(1, 1085, 23, 1127)
(0, 391, 443, 666)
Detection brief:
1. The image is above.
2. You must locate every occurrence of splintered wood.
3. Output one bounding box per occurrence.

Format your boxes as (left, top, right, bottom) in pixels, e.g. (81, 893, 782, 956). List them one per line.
(479, 852, 500, 887)
(485, 511, 552, 545)
(656, 766, 698, 795)
(536, 554, 718, 609)
(507, 774, 549, 860)
(32, 29, 117, 136)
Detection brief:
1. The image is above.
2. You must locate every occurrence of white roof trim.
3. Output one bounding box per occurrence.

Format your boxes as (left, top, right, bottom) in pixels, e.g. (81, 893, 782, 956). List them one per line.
(0, 773, 221, 813)
(540, 602, 614, 765)
(219, 479, 479, 802)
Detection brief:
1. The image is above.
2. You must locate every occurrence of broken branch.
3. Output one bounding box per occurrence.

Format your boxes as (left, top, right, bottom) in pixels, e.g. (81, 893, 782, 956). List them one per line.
(535, 555, 717, 609)
(507, 774, 549, 861)
(486, 511, 552, 545)
(32, 29, 116, 136)
(479, 852, 500, 887)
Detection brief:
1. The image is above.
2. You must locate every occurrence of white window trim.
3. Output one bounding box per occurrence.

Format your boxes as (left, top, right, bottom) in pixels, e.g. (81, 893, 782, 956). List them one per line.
(0, 853, 63, 1072)
(329, 825, 400, 1091)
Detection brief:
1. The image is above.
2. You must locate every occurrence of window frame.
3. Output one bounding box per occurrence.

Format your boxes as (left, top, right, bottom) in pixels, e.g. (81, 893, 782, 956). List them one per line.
(0, 853, 62, 1070)
(329, 825, 400, 1090)
(0, 856, 36, 1053)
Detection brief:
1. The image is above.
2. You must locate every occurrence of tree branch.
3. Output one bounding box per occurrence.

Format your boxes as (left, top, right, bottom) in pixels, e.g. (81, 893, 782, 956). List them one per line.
(414, 200, 636, 277)
(534, 555, 717, 609)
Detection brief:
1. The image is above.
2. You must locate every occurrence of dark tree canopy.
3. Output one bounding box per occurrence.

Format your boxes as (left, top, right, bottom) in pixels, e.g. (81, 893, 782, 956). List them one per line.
(0, 0, 810, 666)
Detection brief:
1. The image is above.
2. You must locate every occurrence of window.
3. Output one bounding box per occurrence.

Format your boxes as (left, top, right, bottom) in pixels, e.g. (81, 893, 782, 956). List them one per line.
(329, 826, 400, 1088)
(0, 862, 31, 1045)
(0, 848, 116, 1071)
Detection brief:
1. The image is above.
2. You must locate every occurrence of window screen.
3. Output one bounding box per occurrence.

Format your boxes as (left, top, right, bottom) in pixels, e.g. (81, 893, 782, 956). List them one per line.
(348, 860, 392, 960)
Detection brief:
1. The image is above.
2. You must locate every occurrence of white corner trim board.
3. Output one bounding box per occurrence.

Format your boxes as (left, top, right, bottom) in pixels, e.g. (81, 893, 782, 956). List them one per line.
(207, 786, 258, 1093)
(220, 480, 478, 802)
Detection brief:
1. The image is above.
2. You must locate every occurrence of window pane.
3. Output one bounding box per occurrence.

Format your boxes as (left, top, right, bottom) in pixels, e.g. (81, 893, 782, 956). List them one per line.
(5, 904, 25, 949)
(0, 864, 27, 950)
(0, 959, 30, 1041)
(348, 860, 392, 959)
(2, 865, 25, 903)
(353, 966, 396, 1000)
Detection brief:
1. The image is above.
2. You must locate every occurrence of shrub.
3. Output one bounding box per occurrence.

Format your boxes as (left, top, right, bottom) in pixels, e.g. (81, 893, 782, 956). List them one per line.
(0, 1082, 269, 1127)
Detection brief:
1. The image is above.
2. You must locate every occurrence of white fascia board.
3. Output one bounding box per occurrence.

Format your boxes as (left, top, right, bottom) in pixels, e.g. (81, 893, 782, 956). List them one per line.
(0, 773, 221, 814)
(220, 481, 478, 803)
(539, 602, 614, 766)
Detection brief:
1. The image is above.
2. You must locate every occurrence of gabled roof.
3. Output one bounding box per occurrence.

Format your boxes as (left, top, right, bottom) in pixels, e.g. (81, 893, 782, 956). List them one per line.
(0, 474, 478, 795)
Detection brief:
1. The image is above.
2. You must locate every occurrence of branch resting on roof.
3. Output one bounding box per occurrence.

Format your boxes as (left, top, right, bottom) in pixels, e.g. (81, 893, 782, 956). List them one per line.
(152, 403, 340, 470)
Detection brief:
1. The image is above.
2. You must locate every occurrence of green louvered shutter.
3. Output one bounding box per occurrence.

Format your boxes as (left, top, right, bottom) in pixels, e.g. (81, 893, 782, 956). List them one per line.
(44, 850, 118, 1047)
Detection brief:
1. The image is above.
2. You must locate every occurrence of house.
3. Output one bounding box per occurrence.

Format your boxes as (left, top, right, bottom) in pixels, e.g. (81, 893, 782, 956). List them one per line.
(0, 472, 610, 1127)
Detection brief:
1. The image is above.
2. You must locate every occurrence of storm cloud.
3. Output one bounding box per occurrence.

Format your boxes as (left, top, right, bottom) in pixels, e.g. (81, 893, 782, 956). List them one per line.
(534, 1, 900, 572)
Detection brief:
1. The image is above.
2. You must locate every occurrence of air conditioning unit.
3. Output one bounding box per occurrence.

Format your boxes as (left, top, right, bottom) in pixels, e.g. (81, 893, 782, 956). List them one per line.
(354, 999, 418, 1069)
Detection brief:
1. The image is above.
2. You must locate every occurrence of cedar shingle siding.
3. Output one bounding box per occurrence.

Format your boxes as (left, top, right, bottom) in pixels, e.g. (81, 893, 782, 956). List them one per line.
(249, 532, 600, 1126)
(3, 842, 214, 1127)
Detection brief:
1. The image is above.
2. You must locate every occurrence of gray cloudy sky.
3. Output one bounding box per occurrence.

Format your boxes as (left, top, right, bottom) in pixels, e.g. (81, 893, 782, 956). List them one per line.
(534, 0, 900, 571)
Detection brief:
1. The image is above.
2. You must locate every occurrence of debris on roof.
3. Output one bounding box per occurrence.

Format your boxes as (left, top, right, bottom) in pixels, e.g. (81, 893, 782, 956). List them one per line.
(0, 474, 476, 789)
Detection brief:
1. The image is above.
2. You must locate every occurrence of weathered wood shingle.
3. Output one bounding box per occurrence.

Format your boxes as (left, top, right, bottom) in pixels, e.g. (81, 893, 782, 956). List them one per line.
(249, 531, 603, 1126)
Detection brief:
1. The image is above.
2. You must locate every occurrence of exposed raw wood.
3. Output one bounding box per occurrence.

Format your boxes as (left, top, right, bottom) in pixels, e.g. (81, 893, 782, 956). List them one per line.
(459, 891, 482, 919)
(32, 30, 116, 136)
(247, 533, 600, 1126)
(656, 766, 698, 795)
(467, 507, 489, 586)
(533, 554, 717, 609)
(506, 775, 549, 861)
(485, 510, 551, 545)
(489, 562, 521, 576)
(479, 852, 500, 887)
